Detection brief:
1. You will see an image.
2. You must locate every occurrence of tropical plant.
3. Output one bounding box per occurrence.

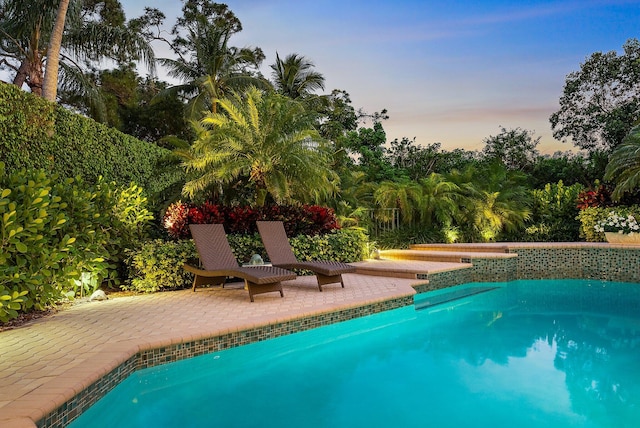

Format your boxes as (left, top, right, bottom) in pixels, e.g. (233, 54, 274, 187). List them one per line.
(373, 179, 422, 224)
(270, 52, 325, 99)
(156, 0, 266, 120)
(416, 173, 460, 227)
(604, 124, 640, 201)
(525, 181, 583, 242)
(0, 0, 156, 101)
(448, 163, 531, 242)
(181, 87, 337, 206)
(162, 201, 340, 239)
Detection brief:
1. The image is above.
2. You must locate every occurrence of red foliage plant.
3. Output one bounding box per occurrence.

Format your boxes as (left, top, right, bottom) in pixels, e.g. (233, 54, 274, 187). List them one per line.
(163, 202, 340, 239)
(576, 185, 612, 210)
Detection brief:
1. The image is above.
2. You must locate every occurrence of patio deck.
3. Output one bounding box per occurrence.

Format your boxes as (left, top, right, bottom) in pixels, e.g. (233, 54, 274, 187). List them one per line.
(0, 270, 443, 428)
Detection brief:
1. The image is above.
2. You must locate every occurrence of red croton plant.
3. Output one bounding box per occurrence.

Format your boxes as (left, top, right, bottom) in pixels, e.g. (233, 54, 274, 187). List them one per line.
(576, 185, 612, 210)
(163, 202, 339, 239)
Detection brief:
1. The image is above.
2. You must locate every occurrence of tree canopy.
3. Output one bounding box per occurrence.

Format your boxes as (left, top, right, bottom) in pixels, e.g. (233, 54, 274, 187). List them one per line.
(550, 38, 640, 153)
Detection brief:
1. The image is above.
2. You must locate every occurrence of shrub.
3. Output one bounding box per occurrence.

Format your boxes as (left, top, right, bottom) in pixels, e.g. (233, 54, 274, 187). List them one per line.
(0, 82, 183, 209)
(576, 184, 612, 209)
(227, 233, 266, 264)
(125, 229, 367, 293)
(374, 226, 445, 249)
(162, 202, 340, 239)
(526, 181, 583, 242)
(0, 166, 154, 322)
(125, 239, 197, 293)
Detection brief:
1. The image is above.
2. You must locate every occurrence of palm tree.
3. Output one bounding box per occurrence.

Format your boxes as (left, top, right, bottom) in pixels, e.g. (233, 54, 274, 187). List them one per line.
(182, 87, 337, 206)
(42, 0, 70, 101)
(374, 179, 423, 224)
(0, 0, 155, 100)
(270, 52, 325, 99)
(417, 173, 460, 227)
(157, 3, 266, 120)
(448, 163, 530, 242)
(604, 123, 640, 201)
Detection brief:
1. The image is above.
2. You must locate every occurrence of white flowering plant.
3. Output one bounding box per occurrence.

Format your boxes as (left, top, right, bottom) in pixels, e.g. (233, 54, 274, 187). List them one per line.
(594, 211, 640, 234)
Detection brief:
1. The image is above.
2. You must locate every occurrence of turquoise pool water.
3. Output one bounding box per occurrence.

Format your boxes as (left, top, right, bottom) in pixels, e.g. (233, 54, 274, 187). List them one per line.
(69, 279, 640, 427)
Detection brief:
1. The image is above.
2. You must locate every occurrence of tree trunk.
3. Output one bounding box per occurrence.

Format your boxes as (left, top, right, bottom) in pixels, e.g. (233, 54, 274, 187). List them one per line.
(42, 0, 70, 102)
(12, 61, 28, 88)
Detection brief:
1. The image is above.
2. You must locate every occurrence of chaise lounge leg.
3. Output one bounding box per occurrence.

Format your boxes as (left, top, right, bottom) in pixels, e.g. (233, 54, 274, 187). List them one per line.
(315, 274, 343, 292)
(192, 275, 227, 292)
(246, 281, 285, 302)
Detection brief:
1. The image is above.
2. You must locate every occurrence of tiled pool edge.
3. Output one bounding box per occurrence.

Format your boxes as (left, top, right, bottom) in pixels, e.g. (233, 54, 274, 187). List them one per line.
(35, 294, 414, 428)
(417, 245, 640, 293)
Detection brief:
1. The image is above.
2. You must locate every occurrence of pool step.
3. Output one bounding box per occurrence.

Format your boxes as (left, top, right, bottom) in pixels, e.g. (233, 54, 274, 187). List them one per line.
(379, 249, 517, 263)
(414, 286, 500, 310)
(350, 259, 472, 280)
(410, 243, 511, 253)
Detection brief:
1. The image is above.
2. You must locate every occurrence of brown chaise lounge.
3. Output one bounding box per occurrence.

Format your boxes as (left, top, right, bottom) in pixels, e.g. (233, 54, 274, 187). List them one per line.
(256, 221, 356, 291)
(184, 224, 296, 302)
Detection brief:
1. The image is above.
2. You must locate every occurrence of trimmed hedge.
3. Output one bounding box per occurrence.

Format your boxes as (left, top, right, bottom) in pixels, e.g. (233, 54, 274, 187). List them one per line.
(0, 82, 182, 200)
(125, 229, 368, 293)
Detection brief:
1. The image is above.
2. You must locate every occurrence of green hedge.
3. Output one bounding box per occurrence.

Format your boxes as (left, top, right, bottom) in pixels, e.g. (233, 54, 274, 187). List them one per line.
(0, 82, 183, 202)
(125, 229, 368, 293)
(577, 205, 640, 242)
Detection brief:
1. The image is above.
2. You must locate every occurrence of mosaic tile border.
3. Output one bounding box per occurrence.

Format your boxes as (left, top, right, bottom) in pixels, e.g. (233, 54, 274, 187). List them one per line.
(412, 245, 640, 297)
(37, 295, 413, 428)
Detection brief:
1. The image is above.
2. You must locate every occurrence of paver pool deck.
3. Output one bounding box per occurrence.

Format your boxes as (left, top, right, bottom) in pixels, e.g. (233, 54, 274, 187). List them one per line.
(0, 267, 449, 428)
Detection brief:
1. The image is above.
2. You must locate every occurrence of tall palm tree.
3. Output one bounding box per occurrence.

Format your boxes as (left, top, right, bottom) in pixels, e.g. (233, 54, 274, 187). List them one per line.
(0, 0, 155, 100)
(157, 4, 266, 120)
(604, 123, 640, 201)
(270, 52, 325, 99)
(182, 87, 337, 206)
(42, 0, 70, 101)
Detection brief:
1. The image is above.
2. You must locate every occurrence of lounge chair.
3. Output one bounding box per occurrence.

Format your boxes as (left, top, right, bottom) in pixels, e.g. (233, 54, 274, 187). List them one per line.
(256, 221, 356, 291)
(184, 224, 296, 302)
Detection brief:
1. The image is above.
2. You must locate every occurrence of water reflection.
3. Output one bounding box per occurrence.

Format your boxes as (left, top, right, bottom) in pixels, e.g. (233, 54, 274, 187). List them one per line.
(425, 280, 640, 427)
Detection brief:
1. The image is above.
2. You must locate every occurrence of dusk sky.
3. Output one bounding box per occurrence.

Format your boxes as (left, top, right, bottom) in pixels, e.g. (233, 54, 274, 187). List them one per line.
(124, 0, 640, 154)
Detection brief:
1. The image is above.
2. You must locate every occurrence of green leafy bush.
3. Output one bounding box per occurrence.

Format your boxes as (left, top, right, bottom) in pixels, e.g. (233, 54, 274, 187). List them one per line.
(0, 165, 154, 322)
(124, 229, 367, 293)
(125, 239, 197, 293)
(523, 181, 583, 242)
(227, 233, 266, 264)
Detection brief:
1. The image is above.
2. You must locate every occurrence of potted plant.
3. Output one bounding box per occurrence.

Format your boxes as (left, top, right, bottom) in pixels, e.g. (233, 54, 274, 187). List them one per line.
(595, 211, 640, 244)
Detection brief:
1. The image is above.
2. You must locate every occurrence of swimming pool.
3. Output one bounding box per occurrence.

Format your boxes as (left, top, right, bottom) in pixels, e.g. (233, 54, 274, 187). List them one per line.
(69, 279, 640, 427)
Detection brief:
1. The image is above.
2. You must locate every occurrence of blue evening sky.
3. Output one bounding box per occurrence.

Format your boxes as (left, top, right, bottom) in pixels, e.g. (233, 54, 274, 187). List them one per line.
(123, 0, 640, 153)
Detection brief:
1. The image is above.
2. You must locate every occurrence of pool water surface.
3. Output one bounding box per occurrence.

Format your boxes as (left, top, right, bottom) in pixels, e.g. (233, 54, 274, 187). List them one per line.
(69, 279, 640, 427)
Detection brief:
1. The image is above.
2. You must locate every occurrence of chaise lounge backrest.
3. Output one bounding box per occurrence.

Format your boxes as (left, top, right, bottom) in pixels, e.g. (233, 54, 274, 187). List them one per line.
(190, 224, 241, 270)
